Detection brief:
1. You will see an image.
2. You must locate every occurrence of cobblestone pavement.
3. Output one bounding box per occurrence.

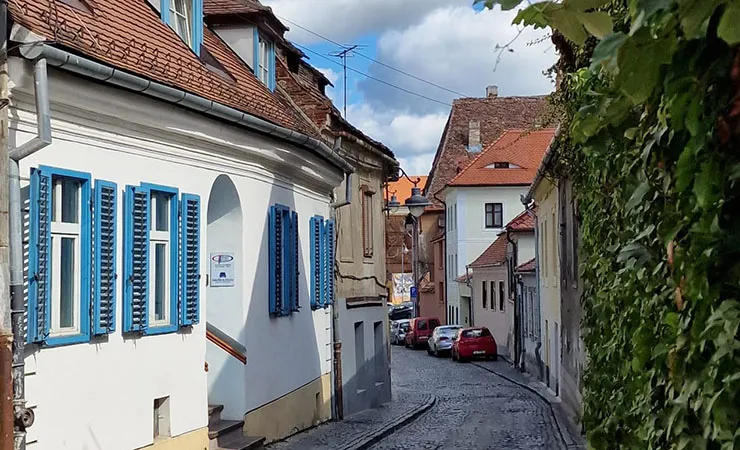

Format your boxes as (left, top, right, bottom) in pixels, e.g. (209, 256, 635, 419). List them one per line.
(369, 346, 565, 450)
(268, 390, 433, 450)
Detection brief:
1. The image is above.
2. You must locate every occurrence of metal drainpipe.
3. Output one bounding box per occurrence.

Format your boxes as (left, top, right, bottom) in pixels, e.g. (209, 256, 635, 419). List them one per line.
(330, 168, 352, 421)
(9, 58, 51, 450)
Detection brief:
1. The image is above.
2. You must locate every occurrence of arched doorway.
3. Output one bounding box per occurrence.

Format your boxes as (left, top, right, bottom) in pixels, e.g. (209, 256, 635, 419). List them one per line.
(206, 174, 246, 419)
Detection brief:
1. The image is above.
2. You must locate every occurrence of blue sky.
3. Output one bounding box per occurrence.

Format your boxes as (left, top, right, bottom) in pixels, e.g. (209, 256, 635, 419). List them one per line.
(263, 0, 556, 176)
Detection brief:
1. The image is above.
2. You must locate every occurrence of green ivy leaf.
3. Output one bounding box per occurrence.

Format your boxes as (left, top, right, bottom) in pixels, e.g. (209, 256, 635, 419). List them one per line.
(590, 32, 627, 71)
(567, 0, 611, 11)
(637, 0, 675, 17)
(546, 5, 588, 44)
(626, 181, 650, 211)
(578, 11, 613, 38)
(694, 161, 722, 208)
(680, 0, 725, 39)
(718, 3, 740, 45)
(513, 3, 551, 27)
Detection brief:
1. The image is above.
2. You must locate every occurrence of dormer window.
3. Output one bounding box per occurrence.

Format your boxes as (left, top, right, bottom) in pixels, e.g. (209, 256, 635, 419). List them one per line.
(254, 30, 276, 91)
(484, 162, 521, 169)
(160, 0, 203, 55)
(170, 0, 192, 46)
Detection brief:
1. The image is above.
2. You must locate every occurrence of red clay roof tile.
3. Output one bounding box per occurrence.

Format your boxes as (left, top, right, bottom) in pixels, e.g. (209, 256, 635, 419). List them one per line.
(424, 95, 551, 206)
(9, 0, 310, 136)
(505, 208, 536, 232)
(448, 129, 555, 187)
(469, 234, 508, 268)
(517, 258, 536, 272)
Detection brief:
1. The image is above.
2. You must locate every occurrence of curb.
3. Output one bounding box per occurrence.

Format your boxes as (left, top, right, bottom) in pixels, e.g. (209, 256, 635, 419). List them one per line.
(337, 394, 437, 450)
(472, 362, 583, 450)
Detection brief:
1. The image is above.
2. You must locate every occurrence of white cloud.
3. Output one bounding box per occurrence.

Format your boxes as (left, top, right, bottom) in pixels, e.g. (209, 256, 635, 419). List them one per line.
(262, 0, 461, 44)
(360, 5, 556, 114)
(398, 153, 438, 177)
(316, 67, 339, 85)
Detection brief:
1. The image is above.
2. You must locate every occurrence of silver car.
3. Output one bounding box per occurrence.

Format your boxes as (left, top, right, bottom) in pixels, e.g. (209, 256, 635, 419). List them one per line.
(390, 320, 410, 345)
(427, 325, 461, 357)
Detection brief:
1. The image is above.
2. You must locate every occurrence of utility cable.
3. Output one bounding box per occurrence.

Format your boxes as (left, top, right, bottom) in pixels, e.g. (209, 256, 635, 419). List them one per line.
(277, 15, 470, 98)
(294, 43, 452, 107)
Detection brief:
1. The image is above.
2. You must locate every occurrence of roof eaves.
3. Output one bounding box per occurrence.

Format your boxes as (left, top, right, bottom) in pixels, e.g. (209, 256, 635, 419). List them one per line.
(524, 125, 561, 203)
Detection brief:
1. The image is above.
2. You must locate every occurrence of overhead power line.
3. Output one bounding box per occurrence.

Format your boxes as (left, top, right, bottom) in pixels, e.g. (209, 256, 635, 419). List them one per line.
(293, 43, 452, 107)
(276, 15, 470, 98)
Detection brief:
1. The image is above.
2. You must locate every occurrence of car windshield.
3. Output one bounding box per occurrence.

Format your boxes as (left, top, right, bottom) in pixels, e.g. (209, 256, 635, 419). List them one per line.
(462, 328, 490, 338)
(401, 324, 410, 332)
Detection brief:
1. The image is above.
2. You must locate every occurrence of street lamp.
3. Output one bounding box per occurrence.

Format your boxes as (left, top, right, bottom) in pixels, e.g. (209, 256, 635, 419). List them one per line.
(386, 193, 401, 214)
(396, 168, 431, 318)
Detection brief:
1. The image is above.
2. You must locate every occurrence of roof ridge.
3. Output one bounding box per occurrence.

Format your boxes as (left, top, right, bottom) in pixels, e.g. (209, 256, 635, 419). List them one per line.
(447, 129, 521, 186)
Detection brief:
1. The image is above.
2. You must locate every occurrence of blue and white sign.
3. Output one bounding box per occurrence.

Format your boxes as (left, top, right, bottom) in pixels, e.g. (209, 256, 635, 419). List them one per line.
(410, 286, 418, 299)
(210, 252, 235, 287)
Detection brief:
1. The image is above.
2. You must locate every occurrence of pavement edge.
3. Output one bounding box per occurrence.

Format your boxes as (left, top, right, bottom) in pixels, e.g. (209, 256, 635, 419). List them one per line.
(338, 393, 437, 450)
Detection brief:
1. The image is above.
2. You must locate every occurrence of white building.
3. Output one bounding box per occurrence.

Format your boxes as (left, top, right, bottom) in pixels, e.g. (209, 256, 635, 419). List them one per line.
(6, 0, 357, 448)
(443, 129, 555, 328)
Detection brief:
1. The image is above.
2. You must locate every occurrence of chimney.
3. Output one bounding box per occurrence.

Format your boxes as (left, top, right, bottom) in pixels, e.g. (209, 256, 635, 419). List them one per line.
(486, 85, 498, 97)
(468, 120, 481, 152)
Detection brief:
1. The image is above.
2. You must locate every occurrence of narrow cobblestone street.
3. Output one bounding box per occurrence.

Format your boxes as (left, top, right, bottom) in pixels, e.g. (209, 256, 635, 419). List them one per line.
(370, 346, 564, 450)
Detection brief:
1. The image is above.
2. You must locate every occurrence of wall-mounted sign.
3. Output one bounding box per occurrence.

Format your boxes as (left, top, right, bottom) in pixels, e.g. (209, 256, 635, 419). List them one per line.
(210, 253, 235, 287)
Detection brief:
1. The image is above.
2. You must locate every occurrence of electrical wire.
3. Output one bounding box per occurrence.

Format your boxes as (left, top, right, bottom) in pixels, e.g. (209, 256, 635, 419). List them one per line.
(293, 43, 452, 107)
(277, 15, 471, 98)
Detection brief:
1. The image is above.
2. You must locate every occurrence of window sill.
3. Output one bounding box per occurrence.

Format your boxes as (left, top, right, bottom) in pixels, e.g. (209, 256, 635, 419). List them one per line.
(44, 332, 91, 347)
(145, 323, 179, 336)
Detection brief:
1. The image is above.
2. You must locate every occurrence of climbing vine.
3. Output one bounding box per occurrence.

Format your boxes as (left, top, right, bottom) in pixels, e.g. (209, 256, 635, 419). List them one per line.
(477, 0, 740, 448)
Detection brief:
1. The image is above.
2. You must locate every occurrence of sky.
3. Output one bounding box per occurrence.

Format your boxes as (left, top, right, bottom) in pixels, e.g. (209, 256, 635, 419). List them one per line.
(262, 0, 557, 176)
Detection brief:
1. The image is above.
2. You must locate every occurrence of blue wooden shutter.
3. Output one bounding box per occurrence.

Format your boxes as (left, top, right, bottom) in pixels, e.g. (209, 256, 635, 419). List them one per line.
(180, 194, 200, 326)
(310, 216, 322, 310)
(123, 185, 150, 332)
(93, 181, 117, 335)
(28, 168, 51, 343)
(268, 205, 283, 316)
(290, 211, 300, 312)
(324, 219, 335, 307)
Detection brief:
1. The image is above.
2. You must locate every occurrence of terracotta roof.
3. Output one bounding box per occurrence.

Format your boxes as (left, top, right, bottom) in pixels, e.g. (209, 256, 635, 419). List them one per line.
(517, 258, 536, 272)
(276, 55, 395, 159)
(469, 234, 508, 268)
(9, 0, 313, 137)
(506, 208, 536, 232)
(385, 176, 428, 202)
(448, 129, 555, 187)
(424, 95, 551, 206)
(455, 273, 472, 283)
(204, 0, 267, 15)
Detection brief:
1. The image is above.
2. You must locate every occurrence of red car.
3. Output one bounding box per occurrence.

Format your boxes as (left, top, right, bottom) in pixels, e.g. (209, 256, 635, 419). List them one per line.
(451, 327, 498, 362)
(405, 317, 441, 349)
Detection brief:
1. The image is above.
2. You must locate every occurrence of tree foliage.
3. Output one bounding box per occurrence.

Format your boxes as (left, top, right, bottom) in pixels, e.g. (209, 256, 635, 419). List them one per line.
(477, 0, 740, 448)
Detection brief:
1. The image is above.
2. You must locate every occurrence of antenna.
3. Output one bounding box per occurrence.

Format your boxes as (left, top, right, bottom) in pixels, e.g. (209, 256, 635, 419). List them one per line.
(329, 44, 365, 119)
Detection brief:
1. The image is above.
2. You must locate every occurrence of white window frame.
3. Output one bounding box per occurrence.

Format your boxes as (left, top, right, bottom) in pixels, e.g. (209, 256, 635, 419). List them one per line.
(50, 178, 82, 337)
(169, 0, 192, 46)
(258, 35, 271, 86)
(149, 191, 172, 327)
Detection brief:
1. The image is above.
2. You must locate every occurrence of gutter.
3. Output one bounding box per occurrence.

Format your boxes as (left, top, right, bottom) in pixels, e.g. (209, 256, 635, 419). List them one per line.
(14, 37, 354, 175)
(523, 126, 561, 205)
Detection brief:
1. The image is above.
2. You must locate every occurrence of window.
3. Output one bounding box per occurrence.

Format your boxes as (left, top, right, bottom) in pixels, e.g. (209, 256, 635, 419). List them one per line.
(28, 167, 91, 346)
(123, 184, 201, 334)
(485, 203, 503, 228)
(490, 281, 496, 311)
(362, 188, 374, 257)
(269, 204, 299, 316)
(452, 204, 457, 230)
(153, 396, 171, 440)
(161, 0, 203, 54)
(482, 281, 487, 309)
(493, 162, 510, 168)
(499, 281, 505, 311)
(310, 216, 335, 310)
(253, 29, 276, 91)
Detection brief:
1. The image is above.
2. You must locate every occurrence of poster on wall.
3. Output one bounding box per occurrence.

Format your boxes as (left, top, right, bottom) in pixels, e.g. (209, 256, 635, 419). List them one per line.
(210, 253, 235, 287)
(391, 273, 413, 304)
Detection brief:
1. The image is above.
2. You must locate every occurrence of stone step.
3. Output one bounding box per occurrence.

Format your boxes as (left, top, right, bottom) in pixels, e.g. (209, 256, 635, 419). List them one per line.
(216, 435, 266, 450)
(208, 404, 224, 418)
(208, 419, 244, 440)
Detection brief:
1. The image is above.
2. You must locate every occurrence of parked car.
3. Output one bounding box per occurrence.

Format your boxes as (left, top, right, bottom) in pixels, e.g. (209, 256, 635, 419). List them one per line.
(427, 325, 461, 357)
(405, 317, 441, 349)
(451, 327, 498, 362)
(390, 319, 411, 345)
(389, 302, 414, 321)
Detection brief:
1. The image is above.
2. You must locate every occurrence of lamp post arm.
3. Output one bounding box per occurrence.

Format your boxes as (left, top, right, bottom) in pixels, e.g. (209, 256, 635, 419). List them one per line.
(398, 167, 422, 187)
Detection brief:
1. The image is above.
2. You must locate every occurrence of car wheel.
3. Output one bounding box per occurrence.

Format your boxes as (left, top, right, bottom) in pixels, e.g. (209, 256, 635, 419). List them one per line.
(492, 354, 498, 361)
(451, 350, 457, 361)
(434, 347, 439, 357)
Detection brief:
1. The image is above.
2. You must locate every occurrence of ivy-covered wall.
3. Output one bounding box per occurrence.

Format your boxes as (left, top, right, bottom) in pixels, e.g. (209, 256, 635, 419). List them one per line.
(477, 0, 739, 448)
